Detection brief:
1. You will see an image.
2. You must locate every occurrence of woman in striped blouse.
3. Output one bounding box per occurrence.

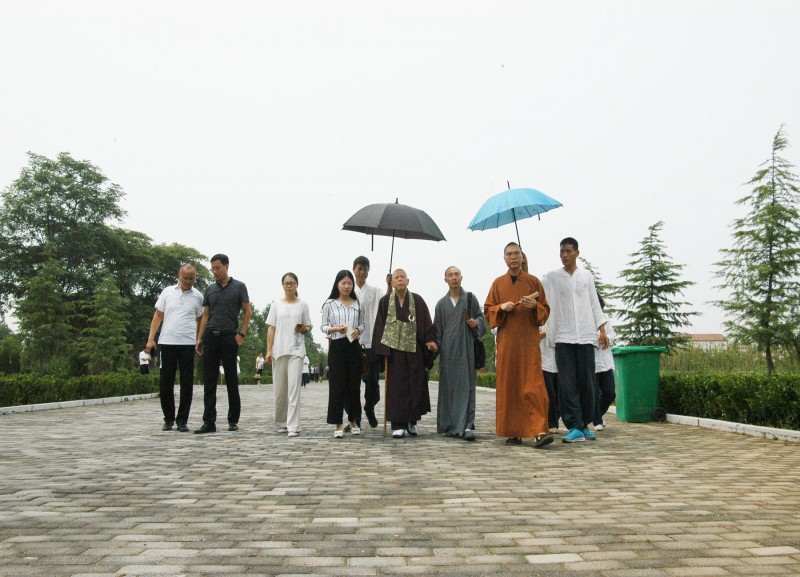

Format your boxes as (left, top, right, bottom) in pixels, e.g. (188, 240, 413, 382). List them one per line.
(321, 269, 366, 438)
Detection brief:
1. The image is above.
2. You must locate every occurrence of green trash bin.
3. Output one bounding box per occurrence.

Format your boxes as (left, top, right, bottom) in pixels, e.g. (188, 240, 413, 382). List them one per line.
(611, 346, 667, 423)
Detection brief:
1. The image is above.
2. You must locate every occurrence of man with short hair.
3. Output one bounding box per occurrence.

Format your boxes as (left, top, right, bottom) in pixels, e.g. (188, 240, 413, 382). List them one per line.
(542, 237, 608, 443)
(485, 242, 553, 447)
(372, 269, 438, 438)
(194, 254, 251, 434)
(147, 264, 204, 432)
(350, 255, 390, 428)
(434, 266, 486, 441)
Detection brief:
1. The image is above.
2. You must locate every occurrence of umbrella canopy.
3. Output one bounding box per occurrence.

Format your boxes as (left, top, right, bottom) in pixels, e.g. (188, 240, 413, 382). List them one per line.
(468, 187, 562, 246)
(342, 200, 446, 270)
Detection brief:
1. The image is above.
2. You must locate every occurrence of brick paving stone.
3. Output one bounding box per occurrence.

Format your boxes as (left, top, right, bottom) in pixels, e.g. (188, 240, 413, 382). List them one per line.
(2, 382, 800, 576)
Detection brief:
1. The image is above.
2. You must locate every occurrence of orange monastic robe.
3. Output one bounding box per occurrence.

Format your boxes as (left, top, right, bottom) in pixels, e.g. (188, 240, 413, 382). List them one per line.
(485, 271, 550, 438)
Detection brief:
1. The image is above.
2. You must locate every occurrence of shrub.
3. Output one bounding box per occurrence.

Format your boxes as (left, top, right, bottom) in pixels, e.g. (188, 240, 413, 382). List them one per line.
(0, 372, 159, 406)
(659, 372, 800, 430)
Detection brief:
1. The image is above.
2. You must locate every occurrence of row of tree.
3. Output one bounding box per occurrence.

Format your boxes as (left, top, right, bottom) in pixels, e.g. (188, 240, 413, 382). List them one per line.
(1, 126, 798, 376)
(598, 126, 800, 375)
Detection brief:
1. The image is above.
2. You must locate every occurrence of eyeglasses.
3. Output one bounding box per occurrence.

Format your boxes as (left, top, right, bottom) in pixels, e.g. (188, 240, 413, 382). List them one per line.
(283, 281, 297, 286)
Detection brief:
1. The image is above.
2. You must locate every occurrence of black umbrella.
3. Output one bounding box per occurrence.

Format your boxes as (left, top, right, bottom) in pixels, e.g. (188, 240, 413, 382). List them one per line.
(342, 199, 446, 271)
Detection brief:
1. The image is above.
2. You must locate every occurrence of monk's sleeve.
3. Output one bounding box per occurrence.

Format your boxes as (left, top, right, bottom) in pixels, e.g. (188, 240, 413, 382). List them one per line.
(372, 295, 391, 357)
(484, 279, 507, 329)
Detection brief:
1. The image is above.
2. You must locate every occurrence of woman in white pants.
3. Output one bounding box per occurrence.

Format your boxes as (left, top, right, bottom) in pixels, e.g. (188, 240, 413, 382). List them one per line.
(266, 272, 312, 437)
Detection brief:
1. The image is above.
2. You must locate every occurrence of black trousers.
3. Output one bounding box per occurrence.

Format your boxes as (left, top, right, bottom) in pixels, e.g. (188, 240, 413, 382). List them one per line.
(345, 346, 381, 425)
(543, 370, 560, 430)
(160, 344, 195, 425)
(201, 332, 241, 425)
(327, 338, 361, 425)
(593, 369, 616, 425)
(555, 343, 596, 431)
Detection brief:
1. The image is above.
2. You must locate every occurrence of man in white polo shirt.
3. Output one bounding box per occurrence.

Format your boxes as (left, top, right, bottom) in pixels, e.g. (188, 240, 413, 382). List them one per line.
(146, 264, 204, 432)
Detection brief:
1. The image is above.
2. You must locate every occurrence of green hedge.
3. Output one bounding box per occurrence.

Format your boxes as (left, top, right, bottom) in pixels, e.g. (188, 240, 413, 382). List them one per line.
(477, 372, 496, 389)
(659, 372, 800, 430)
(0, 372, 159, 406)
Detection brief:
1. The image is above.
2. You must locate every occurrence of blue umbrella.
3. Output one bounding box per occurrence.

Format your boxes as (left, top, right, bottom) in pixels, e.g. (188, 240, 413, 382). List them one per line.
(468, 186, 563, 247)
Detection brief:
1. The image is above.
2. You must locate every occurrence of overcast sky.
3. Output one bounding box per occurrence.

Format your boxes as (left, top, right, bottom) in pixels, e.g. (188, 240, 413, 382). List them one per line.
(2, 1, 799, 347)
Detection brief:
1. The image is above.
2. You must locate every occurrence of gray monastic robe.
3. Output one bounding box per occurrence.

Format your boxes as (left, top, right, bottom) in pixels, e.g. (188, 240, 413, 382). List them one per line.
(434, 288, 486, 435)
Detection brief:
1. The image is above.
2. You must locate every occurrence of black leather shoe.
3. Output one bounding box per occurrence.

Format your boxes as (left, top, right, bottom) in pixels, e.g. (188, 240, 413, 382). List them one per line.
(343, 424, 351, 433)
(228, 422, 238, 431)
(176, 423, 189, 432)
(162, 422, 174, 431)
(365, 407, 378, 428)
(194, 423, 216, 434)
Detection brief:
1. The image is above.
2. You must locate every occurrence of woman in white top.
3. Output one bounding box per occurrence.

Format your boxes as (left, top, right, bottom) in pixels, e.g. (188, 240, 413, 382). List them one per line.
(266, 272, 313, 437)
(321, 270, 365, 438)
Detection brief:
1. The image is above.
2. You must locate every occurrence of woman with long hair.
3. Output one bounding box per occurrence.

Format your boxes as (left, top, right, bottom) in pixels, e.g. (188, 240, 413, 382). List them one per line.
(266, 272, 312, 437)
(321, 269, 365, 438)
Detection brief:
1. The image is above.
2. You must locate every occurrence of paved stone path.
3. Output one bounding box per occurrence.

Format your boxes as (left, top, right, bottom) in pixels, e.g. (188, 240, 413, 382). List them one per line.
(1, 383, 799, 577)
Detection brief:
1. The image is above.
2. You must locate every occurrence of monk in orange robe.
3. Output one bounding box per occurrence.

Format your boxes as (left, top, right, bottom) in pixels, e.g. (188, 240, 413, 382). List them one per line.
(484, 242, 554, 448)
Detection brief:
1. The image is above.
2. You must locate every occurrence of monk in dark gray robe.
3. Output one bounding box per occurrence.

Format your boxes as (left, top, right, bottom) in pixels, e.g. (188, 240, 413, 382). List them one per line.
(434, 266, 486, 441)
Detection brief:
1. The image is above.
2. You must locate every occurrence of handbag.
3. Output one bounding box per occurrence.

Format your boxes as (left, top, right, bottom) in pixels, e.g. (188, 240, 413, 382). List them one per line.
(466, 292, 486, 370)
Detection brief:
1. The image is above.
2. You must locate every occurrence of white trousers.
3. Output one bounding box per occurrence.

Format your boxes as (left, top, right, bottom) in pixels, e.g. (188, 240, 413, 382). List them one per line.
(273, 355, 303, 432)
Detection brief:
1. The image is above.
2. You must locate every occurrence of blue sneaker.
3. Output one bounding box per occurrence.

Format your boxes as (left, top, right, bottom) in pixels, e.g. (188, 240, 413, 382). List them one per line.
(562, 428, 585, 443)
(582, 427, 597, 441)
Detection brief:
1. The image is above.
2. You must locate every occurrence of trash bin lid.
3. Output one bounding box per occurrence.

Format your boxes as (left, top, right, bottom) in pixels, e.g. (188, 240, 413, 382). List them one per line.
(611, 346, 668, 355)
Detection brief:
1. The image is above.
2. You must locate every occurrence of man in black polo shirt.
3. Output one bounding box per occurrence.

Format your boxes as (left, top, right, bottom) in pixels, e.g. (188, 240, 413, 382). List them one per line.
(194, 254, 252, 434)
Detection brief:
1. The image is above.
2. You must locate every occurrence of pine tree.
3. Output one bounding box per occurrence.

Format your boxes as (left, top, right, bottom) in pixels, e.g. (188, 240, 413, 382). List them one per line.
(610, 221, 698, 351)
(713, 126, 800, 375)
(579, 257, 613, 309)
(80, 274, 132, 375)
(15, 256, 80, 375)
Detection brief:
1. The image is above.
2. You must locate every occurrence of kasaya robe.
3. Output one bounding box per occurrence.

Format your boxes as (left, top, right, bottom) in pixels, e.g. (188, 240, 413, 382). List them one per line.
(484, 271, 550, 438)
(372, 291, 436, 424)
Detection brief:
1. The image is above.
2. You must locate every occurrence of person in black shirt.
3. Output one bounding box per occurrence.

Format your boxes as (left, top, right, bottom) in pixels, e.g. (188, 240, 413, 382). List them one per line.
(194, 254, 252, 434)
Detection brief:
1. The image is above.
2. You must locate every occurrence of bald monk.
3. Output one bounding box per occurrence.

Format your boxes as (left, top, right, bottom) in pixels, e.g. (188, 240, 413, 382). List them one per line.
(484, 242, 554, 448)
(372, 269, 438, 439)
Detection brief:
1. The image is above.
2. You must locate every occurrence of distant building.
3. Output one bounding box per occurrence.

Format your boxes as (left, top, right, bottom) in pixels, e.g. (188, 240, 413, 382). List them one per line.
(687, 333, 727, 350)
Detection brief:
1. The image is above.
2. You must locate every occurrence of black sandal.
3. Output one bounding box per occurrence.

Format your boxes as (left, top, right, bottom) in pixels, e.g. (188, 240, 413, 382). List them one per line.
(505, 437, 522, 445)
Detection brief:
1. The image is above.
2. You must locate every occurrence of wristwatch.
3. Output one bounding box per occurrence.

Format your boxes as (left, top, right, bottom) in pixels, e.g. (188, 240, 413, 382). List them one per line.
(238, 332, 246, 338)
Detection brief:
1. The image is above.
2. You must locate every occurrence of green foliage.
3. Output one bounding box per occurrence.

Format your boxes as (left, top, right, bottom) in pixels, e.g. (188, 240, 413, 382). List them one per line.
(660, 343, 800, 374)
(16, 256, 80, 375)
(609, 221, 697, 352)
(714, 126, 800, 375)
(659, 372, 800, 430)
(0, 325, 21, 374)
(0, 372, 158, 406)
(579, 257, 614, 309)
(80, 274, 132, 374)
(0, 152, 213, 376)
(477, 372, 496, 389)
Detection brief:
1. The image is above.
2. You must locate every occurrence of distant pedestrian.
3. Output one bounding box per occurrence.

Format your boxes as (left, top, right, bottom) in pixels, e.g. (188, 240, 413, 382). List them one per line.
(302, 355, 310, 387)
(139, 348, 151, 375)
(146, 263, 204, 432)
(194, 254, 251, 434)
(255, 352, 264, 385)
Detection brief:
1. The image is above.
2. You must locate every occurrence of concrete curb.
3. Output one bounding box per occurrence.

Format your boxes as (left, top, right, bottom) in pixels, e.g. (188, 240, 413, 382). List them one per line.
(0, 393, 159, 415)
(606, 405, 800, 443)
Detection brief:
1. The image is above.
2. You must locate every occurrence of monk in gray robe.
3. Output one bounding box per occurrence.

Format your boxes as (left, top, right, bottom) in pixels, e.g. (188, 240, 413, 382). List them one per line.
(434, 266, 486, 441)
